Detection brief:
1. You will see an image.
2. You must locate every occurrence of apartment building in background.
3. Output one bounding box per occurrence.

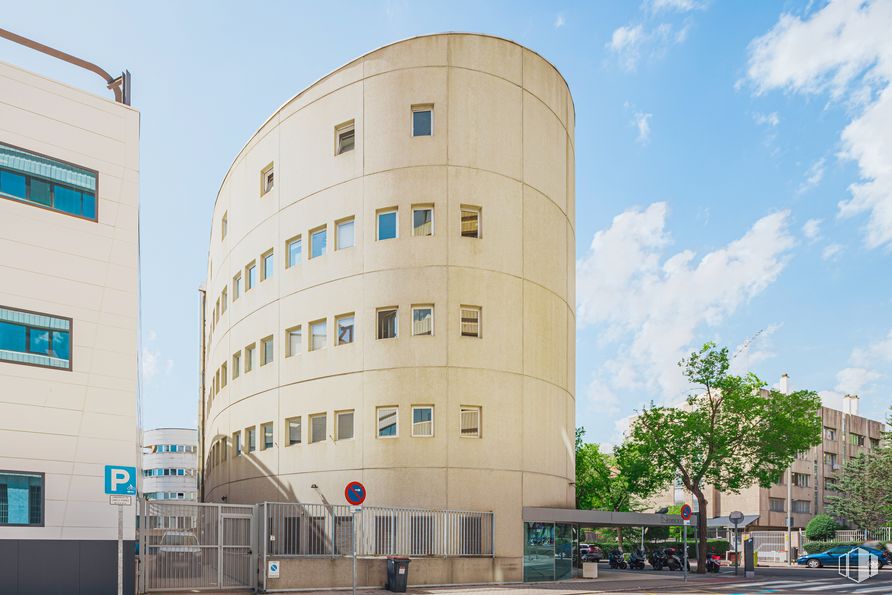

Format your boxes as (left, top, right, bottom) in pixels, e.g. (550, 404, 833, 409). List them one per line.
(0, 58, 140, 593)
(142, 428, 198, 501)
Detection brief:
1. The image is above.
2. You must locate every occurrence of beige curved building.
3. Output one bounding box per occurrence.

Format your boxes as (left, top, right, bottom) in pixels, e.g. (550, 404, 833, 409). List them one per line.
(200, 33, 575, 581)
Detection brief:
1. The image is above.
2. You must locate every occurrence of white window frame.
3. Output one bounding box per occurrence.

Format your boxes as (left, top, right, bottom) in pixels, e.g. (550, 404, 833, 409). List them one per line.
(246, 261, 257, 290)
(460, 205, 481, 239)
(335, 410, 355, 441)
(460, 406, 481, 438)
(310, 226, 327, 259)
(336, 217, 355, 251)
(460, 306, 481, 338)
(411, 104, 434, 137)
(286, 416, 301, 446)
(309, 413, 327, 444)
(260, 335, 274, 366)
(376, 208, 398, 241)
(286, 235, 302, 268)
(412, 204, 434, 237)
(261, 249, 274, 281)
(411, 405, 434, 438)
(261, 162, 274, 195)
(244, 343, 256, 372)
(336, 313, 355, 346)
(261, 422, 274, 450)
(377, 307, 399, 340)
(310, 319, 327, 351)
(376, 406, 399, 439)
(411, 305, 434, 336)
(232, 351, 241, 379)
(286, 325, 302, 357)
(335, 120, 355, 155)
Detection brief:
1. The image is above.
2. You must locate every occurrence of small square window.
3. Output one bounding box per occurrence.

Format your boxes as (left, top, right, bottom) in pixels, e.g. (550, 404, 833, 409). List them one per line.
(309, 413, 327, 443)
(377, 406, 398, 438)
(461, 306, 481, 338)
(286, 326, 302, 357)
(261, 162, 274, 195)
(460, 406, 481, 438)
(336, 410, 355, 441)
(261, 422, 274, 450)
(336, 217, 355, 250)
(286, 417, 301, 446)
(377, 209, 398, 241)
(260, 335, 274, 366)
(246, 261, 257, 290)
(233, 273, 242, 300)
(412, 305, 433, 336)
(246, 426, 257, 452)
(286, 235, 302, 268)
(310, 319, 327, 351)
(412, 105, 433, 137)
(377, 308, 398, 340)
(461, 206, 481, 238)
(336, 121, 355, 155)
(337, 314, 355, 345)
(412, 206, 433, 236)
(412, 406, 434, 437)
(221, 212, 228, 240)
(311, 226, 327, 259)
(245, 343, 256, 372)
(261, 249, 274, 281)
(0, 471, 43, 526)
(232, 431, 242, 456)
(232, 352, 241, 379)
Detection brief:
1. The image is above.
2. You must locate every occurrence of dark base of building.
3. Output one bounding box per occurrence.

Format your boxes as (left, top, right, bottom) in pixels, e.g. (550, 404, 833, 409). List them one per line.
(0, 539, 136, 595)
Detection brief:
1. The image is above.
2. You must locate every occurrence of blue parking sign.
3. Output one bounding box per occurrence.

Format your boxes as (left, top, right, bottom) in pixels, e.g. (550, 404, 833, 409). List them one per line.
(104, 465, 137, 495)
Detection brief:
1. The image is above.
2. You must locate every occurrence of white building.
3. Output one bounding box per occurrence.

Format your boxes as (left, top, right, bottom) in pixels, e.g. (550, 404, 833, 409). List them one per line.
(142, 428, 198, 501)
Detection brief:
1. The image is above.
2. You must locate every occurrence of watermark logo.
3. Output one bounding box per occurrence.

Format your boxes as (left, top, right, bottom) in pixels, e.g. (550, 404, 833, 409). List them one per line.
(838, 547, 880, 583)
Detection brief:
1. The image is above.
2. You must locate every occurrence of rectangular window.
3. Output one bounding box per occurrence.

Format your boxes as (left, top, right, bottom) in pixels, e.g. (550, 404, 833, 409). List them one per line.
(221, 212, 228, 240)
(311, 227, 327, 259)
(310, 319, 327, 351)
(377, 407, 398, 438)
(377, 209, 398, 241)
(232, 351, 241, 379)
(221, 287, 228, 314)
(412, 305, 433, 336)
(286, 235, 302, 268)
(310, 413, 327, 443)
(412, 406, 434, 437)
(825, 477, 838, 491)
(336, 121, 355, 155)
(412, 105, 433, 137)
(460, 406, 481, 438)
(261, 422, 274, 450)
(336, 314, 355, 345)
(792, 500, 810, 514)
(769, 497, 785, 512)
(233, 273, 242, 300)
(850, 433, 865, 446)
(246, 426, 256, 452)
(261, 162, 274, 195)
(261, 335, 274, 366)
(824, 426, 836, 440)
(261, 249, 274, 281)
(245, 343, 256, 372)
(792, 472, 809, 488)
(246, 261, 257, 290)
(220, 362, 228, 388)
(336, 218, 355, 250)
(823, 452, 838, 466)
(0, 142, 98, 221)
(286, 326, 302, 357)
(286, 417, 301, 446)
(461, 306, 481, 338)
(377, 308, 398, 340)
(461, 206, 481, 238)
(870, 437, 880, 448)
(412, 206, 433, 236)
(336, 410, 354, 441)
(232, 431, 241, 456)
(0, 471, 44, 526)
(0, 306, 72, 370)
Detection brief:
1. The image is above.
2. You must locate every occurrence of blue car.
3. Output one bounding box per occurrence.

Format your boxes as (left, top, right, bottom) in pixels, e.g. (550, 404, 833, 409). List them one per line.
(796, 545, 888, 569)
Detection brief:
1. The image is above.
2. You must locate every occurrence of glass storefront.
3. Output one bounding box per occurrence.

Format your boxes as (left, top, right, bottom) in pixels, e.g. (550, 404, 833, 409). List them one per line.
(523, 522, 577, 582)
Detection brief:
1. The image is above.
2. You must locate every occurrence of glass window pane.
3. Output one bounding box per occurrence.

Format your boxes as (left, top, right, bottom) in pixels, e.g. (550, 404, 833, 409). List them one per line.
(461, 307, 481, 337)
(263, 252, 274, 279)
(337, 316, 354, 345)
(311, 414, 326, 443)
(29, 329, 50, 355)
(52, 331, 70, 361)
(288, 238, 302, 267)
(0, 170, 27, 199)
(412, 307, 432, 336)
(377, 211, 397, 240)
(82, 193, 96, 219)
(413, 109, 432, 136)
(377, 407, 397, 437)
(377, 309, 398, 339)
(413, 208, 433, 236)
(29, 179, 51, 206)
(288, 418, 301, 445)
(338, 128, 355, 154)
(337, 220, 355, 250)
(310, 320, 327, 351)
(311, 229, 326, 258)
(461, 209, 480, 238)
(337, 412, 354, 440)
(247, 264, 257, 289)
(413, 407, 433, 437)
(0, 471, 43, 526)
(287, 328, 302, 356)
(53, 186, 83, 216)
(263, 424, 273, 449)
(262, 338, 274, 365)
(0, 321, 26, 352)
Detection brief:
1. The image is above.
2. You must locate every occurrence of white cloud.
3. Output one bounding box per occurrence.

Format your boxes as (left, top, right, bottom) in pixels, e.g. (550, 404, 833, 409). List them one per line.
(634, 112, 653, 144)
(851, 328, 892, 367)
(746, 0, 892, 249)
(554, 13, 566, 28)
(821, 243, 843, 260)
(797, 158, 826, 195)
(753, 111, 780, 127)
(821, 327, 892, 412)
(608, 25, 645, 70)
(141, 346, 173, 383)
(577, 203, 796, 400)
(651, 0, 705, 13)
(802, 218, 822, 241)
(835, 366, 882, 394)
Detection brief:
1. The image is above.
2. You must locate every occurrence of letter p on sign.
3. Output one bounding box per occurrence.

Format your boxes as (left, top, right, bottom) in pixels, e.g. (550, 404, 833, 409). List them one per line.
(104, 465, 137, 495)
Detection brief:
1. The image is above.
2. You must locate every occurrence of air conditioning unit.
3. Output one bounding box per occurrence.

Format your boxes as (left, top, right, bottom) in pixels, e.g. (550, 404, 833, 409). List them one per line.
(832, 464, 840, 470)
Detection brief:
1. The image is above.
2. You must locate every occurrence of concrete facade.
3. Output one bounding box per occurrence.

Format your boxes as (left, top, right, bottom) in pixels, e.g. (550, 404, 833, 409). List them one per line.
(199, 33, 575, 583)
(142, 428, 198, 501)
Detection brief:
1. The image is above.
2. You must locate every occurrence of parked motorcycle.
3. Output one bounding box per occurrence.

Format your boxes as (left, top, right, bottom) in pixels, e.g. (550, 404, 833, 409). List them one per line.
(648, 548, 669, 570)
(628, 548, 647, 570)
(665, 547, 691, 571)
(608, 549, 628, 569)
(705, 555, 721, 573)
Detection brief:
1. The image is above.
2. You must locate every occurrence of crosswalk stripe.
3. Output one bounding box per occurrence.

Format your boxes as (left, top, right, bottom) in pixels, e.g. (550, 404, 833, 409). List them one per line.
(850, 584, 892, 594)
(800, 581, 856, 591)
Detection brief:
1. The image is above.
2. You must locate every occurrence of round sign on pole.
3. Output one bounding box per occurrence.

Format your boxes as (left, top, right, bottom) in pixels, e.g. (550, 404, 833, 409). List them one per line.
(680, 503, 693, 521)
(344, 481, 366, 506)
(729, 510, 744, 525)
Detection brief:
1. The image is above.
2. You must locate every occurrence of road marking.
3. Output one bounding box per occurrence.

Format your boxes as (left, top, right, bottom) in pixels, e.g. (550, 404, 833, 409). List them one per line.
(799, 581, 855, 591)
(850, 584, 892, 594)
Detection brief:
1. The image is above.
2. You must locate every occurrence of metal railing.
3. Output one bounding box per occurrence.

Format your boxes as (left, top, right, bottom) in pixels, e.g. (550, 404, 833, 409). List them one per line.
(820, 528, 892, 543)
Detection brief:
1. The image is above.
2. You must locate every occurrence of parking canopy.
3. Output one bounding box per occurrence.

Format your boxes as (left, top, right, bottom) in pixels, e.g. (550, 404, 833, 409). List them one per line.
(523, 507, 696, 527)
(707, 514, 760, 528)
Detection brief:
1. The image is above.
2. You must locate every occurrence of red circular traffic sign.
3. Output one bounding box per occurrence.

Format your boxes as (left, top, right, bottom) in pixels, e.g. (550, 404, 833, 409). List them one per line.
(345, 481, 366, 506)
(680, 504, 693, 521)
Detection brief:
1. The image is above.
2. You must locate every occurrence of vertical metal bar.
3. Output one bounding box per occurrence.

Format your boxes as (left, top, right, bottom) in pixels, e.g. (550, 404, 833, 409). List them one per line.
(218, 507, 224, 588)
(262, 503, 268, 592)
(117, 504, 123, 595)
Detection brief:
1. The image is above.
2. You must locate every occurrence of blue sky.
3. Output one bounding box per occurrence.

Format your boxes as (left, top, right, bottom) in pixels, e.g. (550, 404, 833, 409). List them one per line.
(3, 0, 890, 443)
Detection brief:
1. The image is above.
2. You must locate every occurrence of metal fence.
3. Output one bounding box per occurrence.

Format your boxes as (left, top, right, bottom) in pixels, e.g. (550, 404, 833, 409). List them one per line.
(831, 528, 892, 543)
(750, 531, 789, 563)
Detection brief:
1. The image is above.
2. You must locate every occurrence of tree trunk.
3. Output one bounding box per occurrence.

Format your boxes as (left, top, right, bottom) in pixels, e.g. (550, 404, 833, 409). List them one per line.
(617, 527, 624, 549)
(692, 487, 708, 574)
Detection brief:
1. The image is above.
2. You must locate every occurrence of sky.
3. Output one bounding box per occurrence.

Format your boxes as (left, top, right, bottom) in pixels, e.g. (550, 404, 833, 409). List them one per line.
(2, 0, 891, 445)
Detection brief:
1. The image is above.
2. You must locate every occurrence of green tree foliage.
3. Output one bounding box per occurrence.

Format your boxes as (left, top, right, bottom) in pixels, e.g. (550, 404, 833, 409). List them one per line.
(805, 514, 838, 541)
(623, 343, 823, 573)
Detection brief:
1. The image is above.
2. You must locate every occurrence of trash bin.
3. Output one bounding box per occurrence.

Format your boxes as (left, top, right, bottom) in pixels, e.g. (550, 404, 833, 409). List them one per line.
(386, 556, 411, 592)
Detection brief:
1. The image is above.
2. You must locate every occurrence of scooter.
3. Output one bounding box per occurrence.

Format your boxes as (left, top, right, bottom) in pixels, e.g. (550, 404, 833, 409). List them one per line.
(608, 549, 628, 569)
(705, 555, 721, 573)
(628, 548, 647, 570)
(665, 547, 690, 571)
(648, 548, 669, 570)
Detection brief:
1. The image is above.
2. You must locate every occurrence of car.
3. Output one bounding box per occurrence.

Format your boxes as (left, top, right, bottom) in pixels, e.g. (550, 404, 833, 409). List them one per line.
(582, 545, 604, 562)
(158, 531, 202, 576)
(796, 545, 888, 569)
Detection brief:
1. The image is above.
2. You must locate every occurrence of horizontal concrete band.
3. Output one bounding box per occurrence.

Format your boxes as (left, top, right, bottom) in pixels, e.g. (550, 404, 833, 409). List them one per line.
(522, 506, 695, 527)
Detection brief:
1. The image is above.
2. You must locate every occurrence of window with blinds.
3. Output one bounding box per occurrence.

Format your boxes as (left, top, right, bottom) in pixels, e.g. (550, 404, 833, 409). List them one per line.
(461, 206, 481, 238)
(310, 413, 327, 443)
(461, 306, 481, 338)
(336, 121, 355, 155)
(286, 326, 302, 357)
(412, 306, 433, 336)
(261, 422, 274, 450)
(460, 406, 481, 438)
(310, 319, 327, 351)
(286, 417, 301, 446)
(412, 406, 433, 437)
(0, 471, 44, 526)
(377, 308, 398, 339)
(260, 162, 274, 195)
(336, 410, 354, 441)
(377, 407, 398, 438)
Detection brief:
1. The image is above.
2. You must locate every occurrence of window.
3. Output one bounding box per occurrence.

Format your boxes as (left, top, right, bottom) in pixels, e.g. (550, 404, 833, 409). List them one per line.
(377, 308, 398, 339)
(460, 406, 481, 438)
(412, 206, 433, 236)
(824, 426, 836, 440)
(286, 326, 302, 357)
(825, 477, 838, 491)
(377, 209, 398, 241)
(337, 314, 355, 345)
(310, 227, 327, 259)
(246, 261, 257, 290)
(377, 407, 398, 438)
(0, 142, 98, 221)
(0, 306, 72, 370)
(336, 121, 355, 155)
(0, 471, 44, 526)
(310, 319, 327, 351)
(461, 206, 481, 238)
(336, 218, 355, 250)
(260, 336, 274, 366)
(769, 497, 785, 512)
(232, 351, 241, 379)
(412, 105, 433, 137)
(261, 249, 274, 281)
(412, 305, 433, 336)
(221, 212, 228, 240)
(245, 343, 256, 372)
(823, 452, 838, 467)
(870, 437, 880, 448)
(246, 426, 256, 453)
(286, 235, 302, 268)
(336, 410, 354, 441)
(310, 413, 327, 443)
(461, 306, 481, 338)
(221, 286, 228, 314)
(792, 472, 809, 488)
(286, 417, 301, 446)
(412, 406, 434, 437)
(232, 431, 241, 456)
(261, 422, 274, 450)
(220, 362, 228, 388)
(233, 273, 242, 300)
(792, 500, 810, 514)
(261, 162, 274, 195)
(850, 433, 865, 446)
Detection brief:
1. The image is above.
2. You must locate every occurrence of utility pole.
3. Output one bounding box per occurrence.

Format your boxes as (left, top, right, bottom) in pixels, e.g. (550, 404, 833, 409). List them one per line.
(787, 467, 793, 565)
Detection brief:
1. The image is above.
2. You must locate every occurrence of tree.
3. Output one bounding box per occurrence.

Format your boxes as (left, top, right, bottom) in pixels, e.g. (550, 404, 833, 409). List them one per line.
(623, 343, 822, 573)
(805, 514, 838, 541)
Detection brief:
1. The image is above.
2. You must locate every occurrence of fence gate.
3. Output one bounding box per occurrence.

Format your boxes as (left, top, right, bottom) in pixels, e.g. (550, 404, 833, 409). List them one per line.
(750, 531, 789, 564)
(139, 500, 256, 592)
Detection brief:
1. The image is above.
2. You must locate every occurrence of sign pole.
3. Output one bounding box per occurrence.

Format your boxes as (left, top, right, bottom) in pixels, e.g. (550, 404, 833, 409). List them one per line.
(352, 508, 357, 595)
(683, 523, 687, 582)
(117, 503, 123, 595)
